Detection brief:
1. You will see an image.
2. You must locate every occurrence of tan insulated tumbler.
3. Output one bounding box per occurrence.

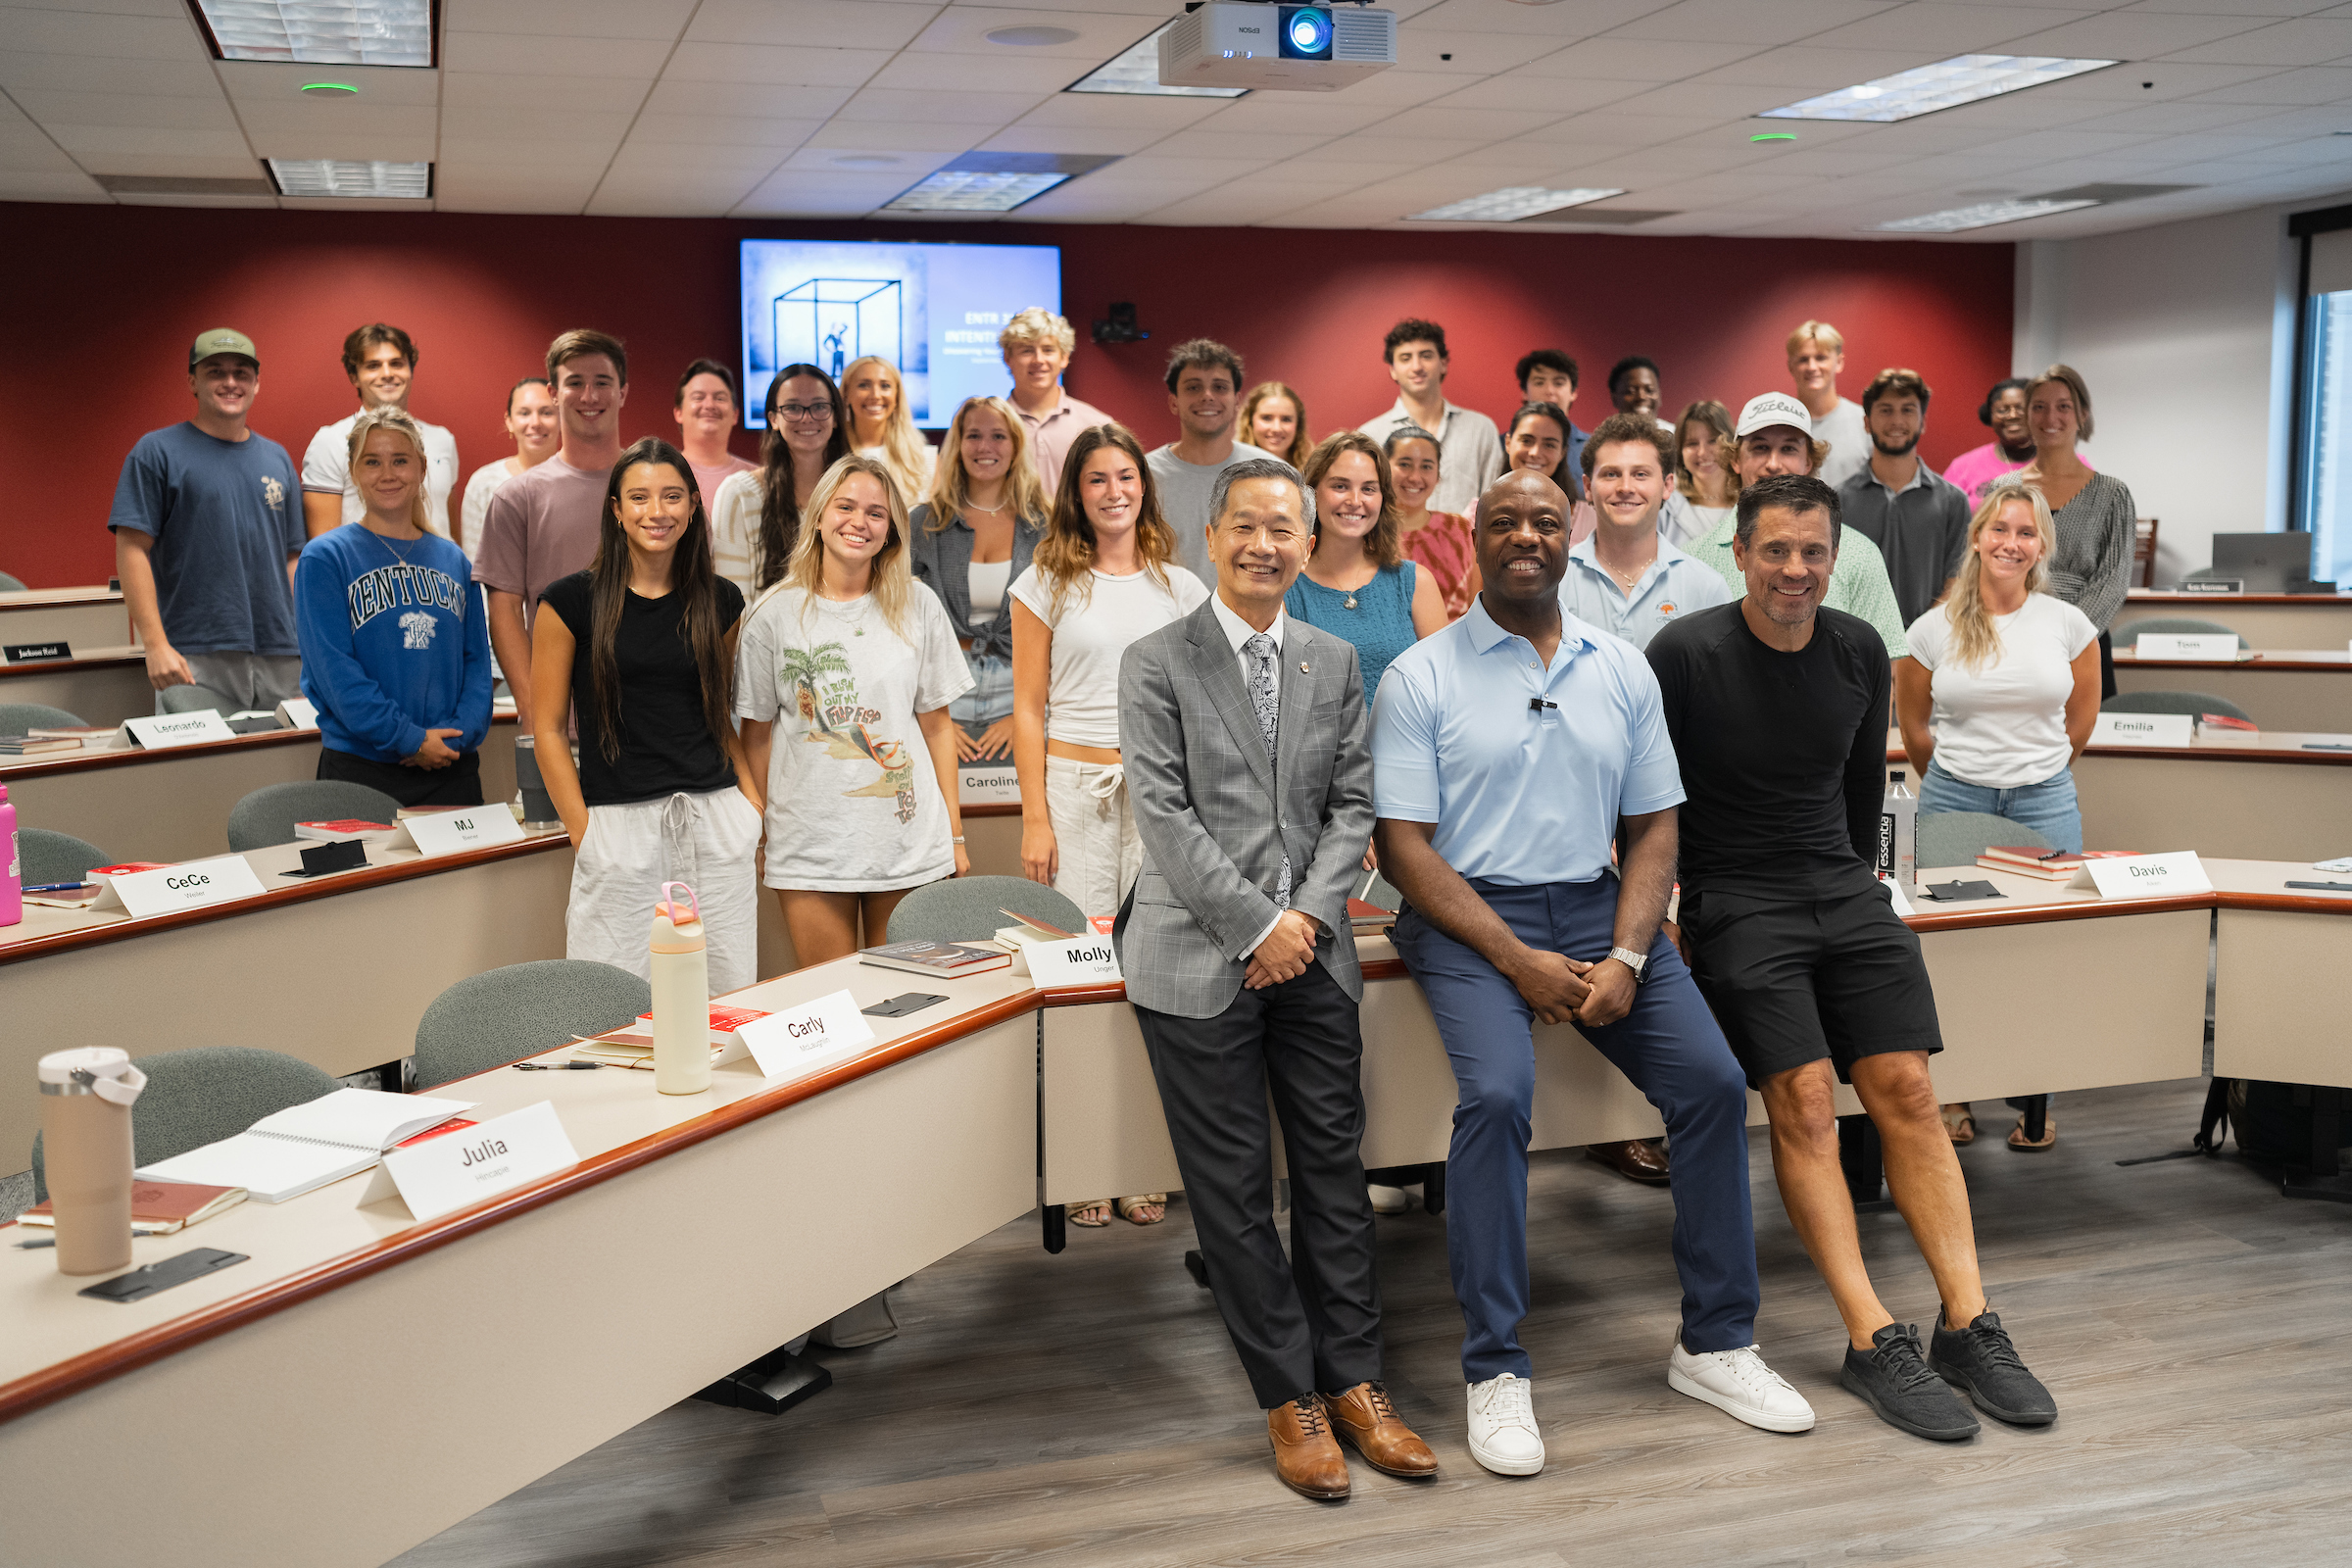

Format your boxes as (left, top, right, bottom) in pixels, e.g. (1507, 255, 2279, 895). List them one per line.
(37, 1048, 148, 1276)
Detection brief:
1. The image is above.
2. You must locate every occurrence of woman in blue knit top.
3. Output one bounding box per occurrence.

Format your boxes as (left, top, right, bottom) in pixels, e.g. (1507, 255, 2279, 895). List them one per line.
(1282, 430, 1446, 711)
(294, 407, 494, 808)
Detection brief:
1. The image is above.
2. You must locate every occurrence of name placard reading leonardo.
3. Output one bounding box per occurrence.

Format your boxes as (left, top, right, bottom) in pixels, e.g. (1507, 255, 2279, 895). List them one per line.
(369, 1101, 579, 1223)
(735, 988, 876, 1080)
(122, 710, 236, 750)
(92, 854, 269, 919)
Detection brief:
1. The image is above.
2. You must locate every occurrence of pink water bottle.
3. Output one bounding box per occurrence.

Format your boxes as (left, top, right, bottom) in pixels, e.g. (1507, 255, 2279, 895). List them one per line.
(0, 783, 21, 928)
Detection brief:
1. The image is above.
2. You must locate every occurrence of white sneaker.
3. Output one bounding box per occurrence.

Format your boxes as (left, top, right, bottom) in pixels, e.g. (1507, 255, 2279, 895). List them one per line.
(1667, 1342, 1817, 1433)
(1368, 1183, 1409, 1214)
(1465, 1373, 1545, 1475)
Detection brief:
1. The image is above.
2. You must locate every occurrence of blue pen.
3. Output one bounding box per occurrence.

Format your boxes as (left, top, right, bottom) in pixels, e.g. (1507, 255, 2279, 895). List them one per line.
(23, 882, 90, 894)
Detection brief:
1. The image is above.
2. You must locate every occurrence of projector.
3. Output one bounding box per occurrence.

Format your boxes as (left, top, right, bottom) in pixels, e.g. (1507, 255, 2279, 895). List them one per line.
(1158, 3, 1397, 91)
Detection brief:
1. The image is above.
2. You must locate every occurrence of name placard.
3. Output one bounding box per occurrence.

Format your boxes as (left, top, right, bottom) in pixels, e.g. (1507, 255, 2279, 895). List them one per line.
(401, 806, 525, 858)
(2133, 633, 2238, 662)
(92, 854, 268, 919)
(2180, 578, 2241, 595)
(274, 697, 319, 730)
(366, 1101, 578, 1222)
(735, 988, 875, 1079)
(1025, 935, 1123, 989)
(2093, 711, 2194, 748)
(958, 766, 1020, 807)
(122, 710, 234, 750)
(2, 640, 70, 663)
(2073, 851, 2212, 900)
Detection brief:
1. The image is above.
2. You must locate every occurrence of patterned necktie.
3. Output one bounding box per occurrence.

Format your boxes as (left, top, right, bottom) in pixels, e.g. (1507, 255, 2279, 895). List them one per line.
(1244, 633, 1293, 909)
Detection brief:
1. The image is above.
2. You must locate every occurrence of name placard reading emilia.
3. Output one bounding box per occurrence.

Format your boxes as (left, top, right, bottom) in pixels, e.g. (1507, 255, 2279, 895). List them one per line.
(367, 1101, 579, 1222)
(2092, 711, 2194, 748)
(735, 988, 875, 1079)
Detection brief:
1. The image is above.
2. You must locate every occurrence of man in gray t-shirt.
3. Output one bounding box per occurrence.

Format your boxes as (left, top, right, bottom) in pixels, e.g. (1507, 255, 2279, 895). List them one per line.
(1147, 338, 1272, 589)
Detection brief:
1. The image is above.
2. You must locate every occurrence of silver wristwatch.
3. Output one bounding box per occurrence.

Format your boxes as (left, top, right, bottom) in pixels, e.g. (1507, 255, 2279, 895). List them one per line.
(1607, 947, 1649, 985)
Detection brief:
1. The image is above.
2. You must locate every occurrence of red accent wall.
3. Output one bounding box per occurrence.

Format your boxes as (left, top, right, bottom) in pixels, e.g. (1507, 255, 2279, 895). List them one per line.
(0, 202, 2011, 587)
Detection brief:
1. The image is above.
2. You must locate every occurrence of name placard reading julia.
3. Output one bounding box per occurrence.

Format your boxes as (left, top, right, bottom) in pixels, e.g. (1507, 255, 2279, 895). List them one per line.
(91, 854, 269, 919)
(122, 710, 235, 750)
(735, 988, 875, 1079)
(367, 1101, 579, 1222)
(401, 806, 526, 858)
(1025, 934, 1123, 989)
(2073, 851, 2213, 900)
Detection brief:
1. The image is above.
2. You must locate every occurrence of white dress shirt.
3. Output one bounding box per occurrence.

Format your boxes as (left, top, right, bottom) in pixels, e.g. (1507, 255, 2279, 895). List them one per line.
(1207, 592, 1296, 956)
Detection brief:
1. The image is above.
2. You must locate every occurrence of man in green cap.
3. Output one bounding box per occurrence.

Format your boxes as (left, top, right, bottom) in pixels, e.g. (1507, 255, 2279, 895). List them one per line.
(109, 329, 307, 710)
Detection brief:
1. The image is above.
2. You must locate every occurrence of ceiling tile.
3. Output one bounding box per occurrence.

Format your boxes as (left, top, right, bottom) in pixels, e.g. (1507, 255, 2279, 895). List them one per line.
(975, 122, 1183, 156)
(604, 142, 782, 176)
(1700, 46, 1957, 91)
(626, 113, 824, 149)
(2193, 64, 2352, 101)
(13, 90, 239, 130)
(440, 73, 651, 111)
(831, 87, 1045, 124)
(771, 144, 947, 173)
(864, 52, 1078, 94)
(801, 121, 978, 152)
(216, 61, 442, 105)
(232, 101, 438, 137)
(662, 42, 892, 87)
(443, 31, 662, 78)
(906, 6, 1167, 60)
(440, 105, 636, 138)
(1009, 92, 1230, 131)
(449, 0, 696, 40)
(1451, 73, 1663, 113)
(0, 52, 220, 96)
(1392, 28, 1576, 75)
(1143, 128, 1331, 162)
(1407, 0, 1671, 36)
(1188, 98, 1398, 135)
(640, 79, 856, 119)
(0, 171, 108, 200)
(1608, 0, 1904, 46)
(436, 134, 620, 165)
(1505, 35, 1758, 78)
(685, 0, 935, 50)
(50, 142, 255, 172)
(1813, 3, 2099, 54)
(247, 130, 436, 161)
(0, 10, 202, 60)
(0, 131, 78, 172)
(2161, 17, 2352, 63)
(1992, 12, 2272, 54)
(1390, 103, 1570, 139)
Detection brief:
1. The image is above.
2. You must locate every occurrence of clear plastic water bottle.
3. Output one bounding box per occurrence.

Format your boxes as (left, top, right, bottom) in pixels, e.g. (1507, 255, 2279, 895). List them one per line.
(1881, 770, 1917, 888)
(0, 783, 21, 928)
(650, 881, 711, 1097)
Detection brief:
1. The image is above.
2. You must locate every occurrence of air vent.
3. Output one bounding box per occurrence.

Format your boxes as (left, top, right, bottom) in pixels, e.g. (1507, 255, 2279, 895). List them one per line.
(1333, 7, 1395, 62)
(2035, 183, 2198, 204)
(95, 173, 275, 195)
(1519, 208, 1681, 226)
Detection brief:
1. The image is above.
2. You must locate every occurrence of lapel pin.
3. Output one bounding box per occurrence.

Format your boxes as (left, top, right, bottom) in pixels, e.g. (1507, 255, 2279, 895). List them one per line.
(1298, 662, 1309, 673)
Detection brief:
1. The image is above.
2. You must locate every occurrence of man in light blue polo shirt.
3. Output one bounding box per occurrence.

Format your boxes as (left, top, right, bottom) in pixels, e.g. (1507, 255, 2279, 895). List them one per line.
(1560, 410, 1733, 651)
(1371, 468, 1813, 1478)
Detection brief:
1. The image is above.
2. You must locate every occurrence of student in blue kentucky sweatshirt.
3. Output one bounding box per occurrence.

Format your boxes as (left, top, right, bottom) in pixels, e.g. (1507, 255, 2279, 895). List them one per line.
(295, 408, 494, 808)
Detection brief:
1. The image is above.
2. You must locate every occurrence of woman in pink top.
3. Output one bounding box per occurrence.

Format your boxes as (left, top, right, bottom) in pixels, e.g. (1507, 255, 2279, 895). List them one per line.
(1945, 378, 2092, 505)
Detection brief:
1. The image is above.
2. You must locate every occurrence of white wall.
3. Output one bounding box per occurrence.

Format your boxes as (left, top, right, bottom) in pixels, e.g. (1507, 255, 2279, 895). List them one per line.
(2013, 194, 2340, 585)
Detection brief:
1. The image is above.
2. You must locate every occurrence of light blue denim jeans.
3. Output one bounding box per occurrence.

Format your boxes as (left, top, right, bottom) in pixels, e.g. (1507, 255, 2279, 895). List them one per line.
(1918, 758, 2083, 855)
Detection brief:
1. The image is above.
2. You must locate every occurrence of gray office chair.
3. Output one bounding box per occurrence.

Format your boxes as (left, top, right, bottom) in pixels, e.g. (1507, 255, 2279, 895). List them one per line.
(156, 683, 238, 716)
(412, 959, 652, 1089)
(0, 569, 25, 593)
(1917, 811, 2051, 872)
(29, 1046, 336, 1202)
(2113, 615, 2247, 651)
(2101, 690, 2254, 723)
(226, 779, 402, 852)
(19, 827, 107, 884)
(886, 874, 1087, 944)
(0, 701, 83, 732)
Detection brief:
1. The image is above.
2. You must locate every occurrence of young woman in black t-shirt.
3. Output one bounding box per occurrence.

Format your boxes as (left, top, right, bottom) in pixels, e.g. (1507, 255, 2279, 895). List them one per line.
(531, 437, 764, 994)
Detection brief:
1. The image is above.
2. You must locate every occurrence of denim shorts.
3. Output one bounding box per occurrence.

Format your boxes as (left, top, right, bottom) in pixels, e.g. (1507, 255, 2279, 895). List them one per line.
(952, 649, 1013, 729)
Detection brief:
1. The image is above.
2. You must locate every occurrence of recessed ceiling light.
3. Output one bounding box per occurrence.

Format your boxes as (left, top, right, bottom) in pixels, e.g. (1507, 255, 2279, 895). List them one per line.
(1065, 23, 1247, 97)
(189, 0, 435, 67)
(1873, 197, 2098, 233)
(882, 152, 1119, 214)
(300, 81, 359, 96)
(1761, 53, 2116, 123)
(987, 25, 1080, 46)
(1750, 131, 1794, 142)
(829, 155, 902, 169)
(1407, 186, 1625, 222)
(266, 159, 432, 198)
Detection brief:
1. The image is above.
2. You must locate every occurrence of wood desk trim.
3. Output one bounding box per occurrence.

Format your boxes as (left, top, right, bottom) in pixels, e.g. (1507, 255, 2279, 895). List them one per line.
(0, 710, 521, 782)
(2112, 652, 2350, 672)
(0, 587, 122, 610)
(1886, 742, 2352, 767)
(0, 830, 565, 968)
(0, 648, 141, 682)
(2124, 592, 2352, 607)
(963, 802, 1021, 818)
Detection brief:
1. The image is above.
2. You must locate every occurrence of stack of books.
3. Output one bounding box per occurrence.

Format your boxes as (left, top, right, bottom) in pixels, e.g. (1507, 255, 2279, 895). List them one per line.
(859, 939, 1012, 977)
(572, 1004, 774, 1069)
(0, 733, 85, 756)
(28, 724, 122, 751)
(295, 818, 404, 847)
(18, 1179, 247, 1236)
(1975, 846, 2141, 882)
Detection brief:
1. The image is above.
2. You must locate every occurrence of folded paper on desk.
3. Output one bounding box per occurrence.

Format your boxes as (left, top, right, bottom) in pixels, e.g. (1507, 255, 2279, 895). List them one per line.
(137, 1088, 476, 1202)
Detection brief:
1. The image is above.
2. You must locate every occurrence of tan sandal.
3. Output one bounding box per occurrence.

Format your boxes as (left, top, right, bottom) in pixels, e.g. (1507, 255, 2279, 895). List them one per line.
(1115, 1194, 1167, 1225)
(2007, 1114, 2056, 1152)
(1068, 1198, 1113, 1227)
(1940, 1103, 1976, 1146)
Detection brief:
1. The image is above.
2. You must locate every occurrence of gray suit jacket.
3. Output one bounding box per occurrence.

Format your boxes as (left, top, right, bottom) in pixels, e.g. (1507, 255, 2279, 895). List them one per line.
(1116, 599, 1375, 1019)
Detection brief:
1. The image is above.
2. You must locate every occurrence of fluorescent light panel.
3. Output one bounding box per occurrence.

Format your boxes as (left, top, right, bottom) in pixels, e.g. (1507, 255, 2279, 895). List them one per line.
(882, 152, 1118, 215)
(1408, 186, 1625, 222)
(1761, 53, 2115, 123)
(267, 159, 432, 198)
(1874, 197, 2098, 233)
(192, 0, 434, 67)
(1066, 23, 1247, 97)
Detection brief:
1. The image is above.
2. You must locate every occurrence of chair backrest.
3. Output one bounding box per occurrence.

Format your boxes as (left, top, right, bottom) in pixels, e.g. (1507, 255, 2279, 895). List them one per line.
(886, 874, 1087, 945)
(226, 779, 403, 852)
(2100, 689, 2254, 723)
(1916, 811, 2050, 872)
(157, 683, 238, 715)
(19, 827, 107, 884)
(2113, 614, 2245, 650)
(2132, 517, 2158, 588)
(30, 1046, 337, 1202)
(0, 570, 26, 593)
(413, 959, 652, 1090)
(0, 701, 83, 732)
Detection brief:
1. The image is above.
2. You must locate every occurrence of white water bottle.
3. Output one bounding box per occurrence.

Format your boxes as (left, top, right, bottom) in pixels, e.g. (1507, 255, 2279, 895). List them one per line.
(650, 881, 711, 1096)
(1881, 770, 1917, 888)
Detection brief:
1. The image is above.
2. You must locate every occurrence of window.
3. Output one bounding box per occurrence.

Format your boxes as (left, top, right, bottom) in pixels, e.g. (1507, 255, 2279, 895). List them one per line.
(2290, 209, 2352, 586)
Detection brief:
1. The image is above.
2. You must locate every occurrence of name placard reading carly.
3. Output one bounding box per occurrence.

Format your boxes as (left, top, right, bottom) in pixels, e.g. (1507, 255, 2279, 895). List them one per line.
(401, 806, 526, 858)
(735, 988, 875, 1079)
(2073, 851, 2213, 900)
(1025, 934, 1123, 989)
(92, 854, 268, 919)
(368, 1101, 579, 1222)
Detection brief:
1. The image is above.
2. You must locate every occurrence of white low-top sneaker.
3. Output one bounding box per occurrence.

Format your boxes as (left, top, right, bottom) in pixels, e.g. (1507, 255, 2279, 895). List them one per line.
(1367, 1183, 1410, 1214)
(1466, 1373, 1545, 1475)
(1667, 1342, 1817, 1433)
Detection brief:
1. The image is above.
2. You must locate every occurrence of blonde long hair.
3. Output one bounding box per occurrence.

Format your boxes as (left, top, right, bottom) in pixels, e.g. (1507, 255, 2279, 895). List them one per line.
(1940, 477, 2054, 672)
(1241, 380, 1312, 469)
(925, 395, 1047, 529)
(777, 455, 917, 642)
(344, 406, 439, 535)
(841, 356, 933, 502)
(1032, 422, 1179, 614)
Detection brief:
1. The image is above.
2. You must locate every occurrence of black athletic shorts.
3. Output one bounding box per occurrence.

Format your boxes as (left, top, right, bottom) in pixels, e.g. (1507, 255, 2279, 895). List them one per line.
(318, 746, 484, 809)
(1680, 881, 1943, 1089)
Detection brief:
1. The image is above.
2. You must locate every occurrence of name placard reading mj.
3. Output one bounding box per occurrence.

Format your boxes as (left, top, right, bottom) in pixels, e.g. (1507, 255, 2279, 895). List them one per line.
(1025, 935, 1123, 989)
(91, 855, 269, 919)
(122, 710, 235, 750)
(402, 807, 526, 858)
(735, 989, 875, 1080)
(368, 1101, 579, 1223)
(2074, 852, 2212, 900)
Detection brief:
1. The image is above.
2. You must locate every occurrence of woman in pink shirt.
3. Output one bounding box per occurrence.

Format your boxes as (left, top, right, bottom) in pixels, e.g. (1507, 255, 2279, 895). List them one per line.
(1945, 378, 2091, 505)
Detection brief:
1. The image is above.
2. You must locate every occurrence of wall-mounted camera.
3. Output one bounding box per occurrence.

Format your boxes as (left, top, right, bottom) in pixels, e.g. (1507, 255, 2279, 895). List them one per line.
(1092, 302, 1149, 346)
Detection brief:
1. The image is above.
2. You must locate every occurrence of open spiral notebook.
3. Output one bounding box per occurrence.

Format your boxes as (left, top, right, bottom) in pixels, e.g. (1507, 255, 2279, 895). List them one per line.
(137, 1088, 476, 1203)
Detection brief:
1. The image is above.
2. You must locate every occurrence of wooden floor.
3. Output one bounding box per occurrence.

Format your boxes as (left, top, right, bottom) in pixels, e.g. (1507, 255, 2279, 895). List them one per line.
(392, 1079, 2351, 1568)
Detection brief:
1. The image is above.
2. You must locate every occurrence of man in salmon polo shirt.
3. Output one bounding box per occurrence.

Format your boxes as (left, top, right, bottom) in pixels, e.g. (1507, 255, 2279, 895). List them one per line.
(1000, 306, 1106, 497)
(475, 329, 629, 722)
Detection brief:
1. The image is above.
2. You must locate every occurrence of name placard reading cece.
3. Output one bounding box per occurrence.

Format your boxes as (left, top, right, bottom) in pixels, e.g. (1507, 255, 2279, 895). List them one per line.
(122, 710, 235, 750)
(94, 855, 269, 919)
(734, 988, 875, 1079)
(2076, 852, 2213, 900)
(1025, 935, 1123, 988)
(401, 807, 525, 858)
(367, 1101, 579, 1223)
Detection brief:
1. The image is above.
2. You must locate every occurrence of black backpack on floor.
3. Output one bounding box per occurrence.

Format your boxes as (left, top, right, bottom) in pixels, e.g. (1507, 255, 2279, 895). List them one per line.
(2209, 1079, 2352, 1168)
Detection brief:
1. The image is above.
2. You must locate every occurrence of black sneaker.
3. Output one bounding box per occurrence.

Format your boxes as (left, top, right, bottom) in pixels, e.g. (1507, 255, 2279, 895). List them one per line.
(1931, 1309, 2056, 1426)
(1841, 1324, 1981, 1441)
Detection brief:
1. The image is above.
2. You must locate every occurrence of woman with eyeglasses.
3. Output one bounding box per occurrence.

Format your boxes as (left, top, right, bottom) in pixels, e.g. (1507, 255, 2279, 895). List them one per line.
(710, 364, 853, 598)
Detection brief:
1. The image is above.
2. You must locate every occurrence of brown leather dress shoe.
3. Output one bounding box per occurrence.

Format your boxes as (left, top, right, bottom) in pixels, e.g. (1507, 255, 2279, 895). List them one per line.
(1586, 1138, 1671, 1184)
(1326, 1382, 1438, 1478)
(1267, 1396, 1350, 1499)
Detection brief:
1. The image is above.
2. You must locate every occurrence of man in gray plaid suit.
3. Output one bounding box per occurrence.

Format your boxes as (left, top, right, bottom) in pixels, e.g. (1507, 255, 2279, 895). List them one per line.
(1116, 457, 1435, 1501)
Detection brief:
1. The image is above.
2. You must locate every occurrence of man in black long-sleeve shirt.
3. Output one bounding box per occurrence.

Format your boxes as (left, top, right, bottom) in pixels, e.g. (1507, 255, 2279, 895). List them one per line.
(1647, 473, 2055, 1444)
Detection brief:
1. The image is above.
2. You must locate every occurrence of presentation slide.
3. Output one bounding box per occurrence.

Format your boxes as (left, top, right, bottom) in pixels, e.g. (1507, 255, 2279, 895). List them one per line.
(740, 239, 1061, 429)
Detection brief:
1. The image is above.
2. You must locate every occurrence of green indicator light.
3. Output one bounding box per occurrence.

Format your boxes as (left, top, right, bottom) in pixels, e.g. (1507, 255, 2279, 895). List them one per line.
(1751, 131, 1796, 141)
(301, 82, 360, 96)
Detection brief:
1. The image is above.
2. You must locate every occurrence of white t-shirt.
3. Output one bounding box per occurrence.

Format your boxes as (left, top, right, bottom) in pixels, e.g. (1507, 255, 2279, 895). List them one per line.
(709, 468, 766, 599)
(1812, 397, 1869, 492)
(1007, 564, 1210, 750)
(303, 411, 461, 534)
(1906, 592, 2098, 789)
(458, 458, 519, 563)
(966, 557, 1010, 630)
(734, 580, 975, 892)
